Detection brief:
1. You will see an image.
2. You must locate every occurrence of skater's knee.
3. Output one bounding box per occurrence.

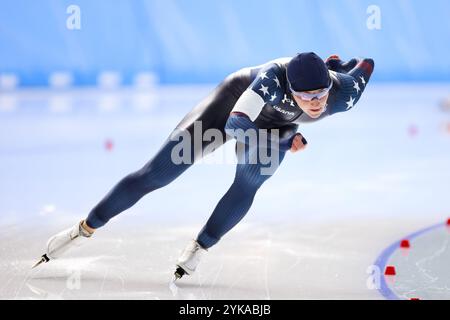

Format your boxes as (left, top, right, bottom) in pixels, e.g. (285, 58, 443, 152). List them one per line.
(141, 172, 173, 191)
(234, 171, 268, 192)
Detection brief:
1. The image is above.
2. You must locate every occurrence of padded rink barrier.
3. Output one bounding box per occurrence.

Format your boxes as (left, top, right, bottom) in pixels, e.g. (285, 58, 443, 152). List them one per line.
(374, 218, 450, 300)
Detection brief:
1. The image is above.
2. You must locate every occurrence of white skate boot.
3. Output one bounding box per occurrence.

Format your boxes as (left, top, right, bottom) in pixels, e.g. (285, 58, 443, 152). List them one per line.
(32, 220, 93, 268)
(174, 240, 207, 280)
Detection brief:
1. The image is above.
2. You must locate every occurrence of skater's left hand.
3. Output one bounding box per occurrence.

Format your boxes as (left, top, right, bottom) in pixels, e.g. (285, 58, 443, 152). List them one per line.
(290, 133, 307, 153)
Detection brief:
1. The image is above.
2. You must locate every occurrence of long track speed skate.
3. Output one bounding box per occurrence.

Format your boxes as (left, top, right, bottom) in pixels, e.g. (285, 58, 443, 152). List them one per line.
(173, 239, 207, 280)
(32, 220, 92, 269)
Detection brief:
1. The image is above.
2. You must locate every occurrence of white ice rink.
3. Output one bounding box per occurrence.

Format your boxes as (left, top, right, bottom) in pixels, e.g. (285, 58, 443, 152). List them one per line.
(0, 83, 449, 299)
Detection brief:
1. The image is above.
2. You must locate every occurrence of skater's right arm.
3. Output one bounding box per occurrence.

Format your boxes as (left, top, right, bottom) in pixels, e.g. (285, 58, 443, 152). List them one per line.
(225, 113, 307, 152)
(225, 113, 297, 151)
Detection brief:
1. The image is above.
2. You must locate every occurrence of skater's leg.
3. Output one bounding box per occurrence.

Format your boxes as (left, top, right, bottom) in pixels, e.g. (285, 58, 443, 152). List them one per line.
(86, 70, 255, 230)
(85, 138, 193, 229)
(34, 138, 194, 268)
(196, 145, 287, 249)
(36, 70, 256, 268)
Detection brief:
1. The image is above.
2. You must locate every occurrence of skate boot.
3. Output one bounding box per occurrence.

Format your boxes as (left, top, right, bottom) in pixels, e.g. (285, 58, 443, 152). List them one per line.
(174, 240, 207, 280)
(32, 220, 93, 268)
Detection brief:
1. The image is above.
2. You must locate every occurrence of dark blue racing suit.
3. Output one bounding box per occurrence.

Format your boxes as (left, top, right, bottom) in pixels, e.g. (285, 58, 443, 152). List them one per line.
(86, 56, 375, 249)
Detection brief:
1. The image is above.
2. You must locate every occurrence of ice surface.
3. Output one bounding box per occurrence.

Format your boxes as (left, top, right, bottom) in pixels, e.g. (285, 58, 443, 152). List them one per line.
(0, 83, 449, 299)
(387, 225, 450, 300)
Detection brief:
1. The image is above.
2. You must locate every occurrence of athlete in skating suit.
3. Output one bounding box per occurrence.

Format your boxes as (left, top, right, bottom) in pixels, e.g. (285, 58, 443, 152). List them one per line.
(34, 52, 374, 280)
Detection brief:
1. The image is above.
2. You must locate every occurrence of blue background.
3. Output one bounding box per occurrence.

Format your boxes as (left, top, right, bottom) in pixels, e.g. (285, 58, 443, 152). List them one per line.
(0, 0, 449, 86)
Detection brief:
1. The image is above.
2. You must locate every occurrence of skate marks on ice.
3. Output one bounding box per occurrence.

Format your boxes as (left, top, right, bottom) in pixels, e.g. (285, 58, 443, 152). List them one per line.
(1, 218, 445, 299)
(26, 256, 130, 299)
(166, 221, 381, 300)
(0, 222, 286, 299)
(0, 224, 173, 299)
(171, 230, 274, 300)
(7, 254, 132, 299)
(375, 221, 450, 300)
(0, 221, 366, 299)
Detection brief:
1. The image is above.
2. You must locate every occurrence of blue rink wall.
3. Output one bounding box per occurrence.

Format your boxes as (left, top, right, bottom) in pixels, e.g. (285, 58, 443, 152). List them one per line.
(0, 0, 450, 86)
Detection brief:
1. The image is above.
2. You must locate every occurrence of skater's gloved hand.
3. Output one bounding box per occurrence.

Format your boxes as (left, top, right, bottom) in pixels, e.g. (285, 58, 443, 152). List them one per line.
(289, 133, 307, 153)
(325, 55, 360, 74)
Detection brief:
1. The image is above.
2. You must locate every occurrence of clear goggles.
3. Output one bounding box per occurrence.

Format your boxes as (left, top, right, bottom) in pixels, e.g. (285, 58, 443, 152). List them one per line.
(289, 81, 332, 101)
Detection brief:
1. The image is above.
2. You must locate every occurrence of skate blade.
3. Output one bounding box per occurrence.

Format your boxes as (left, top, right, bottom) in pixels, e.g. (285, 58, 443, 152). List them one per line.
(32, 254, 50, 269)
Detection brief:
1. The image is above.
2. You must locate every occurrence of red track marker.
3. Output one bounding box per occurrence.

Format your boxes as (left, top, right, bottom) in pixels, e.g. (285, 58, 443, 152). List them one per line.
(384, 266, 396, 276)
(400, 239, 410, 249)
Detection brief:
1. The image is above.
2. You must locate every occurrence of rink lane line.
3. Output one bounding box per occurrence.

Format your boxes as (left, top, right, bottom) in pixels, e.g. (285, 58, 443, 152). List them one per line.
(373, 220, 448, 300)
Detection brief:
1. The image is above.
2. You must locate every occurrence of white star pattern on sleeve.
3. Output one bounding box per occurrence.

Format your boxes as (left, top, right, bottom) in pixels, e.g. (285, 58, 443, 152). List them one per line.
(360, 76, 366, 86)
(259, 72, 269, 80)
(353, 80, 360, 94)
(259, 84, 269, 96)
(270, 92, 277, 102)
(346, 96, 355, 110)
(273, 77, 281, 87)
